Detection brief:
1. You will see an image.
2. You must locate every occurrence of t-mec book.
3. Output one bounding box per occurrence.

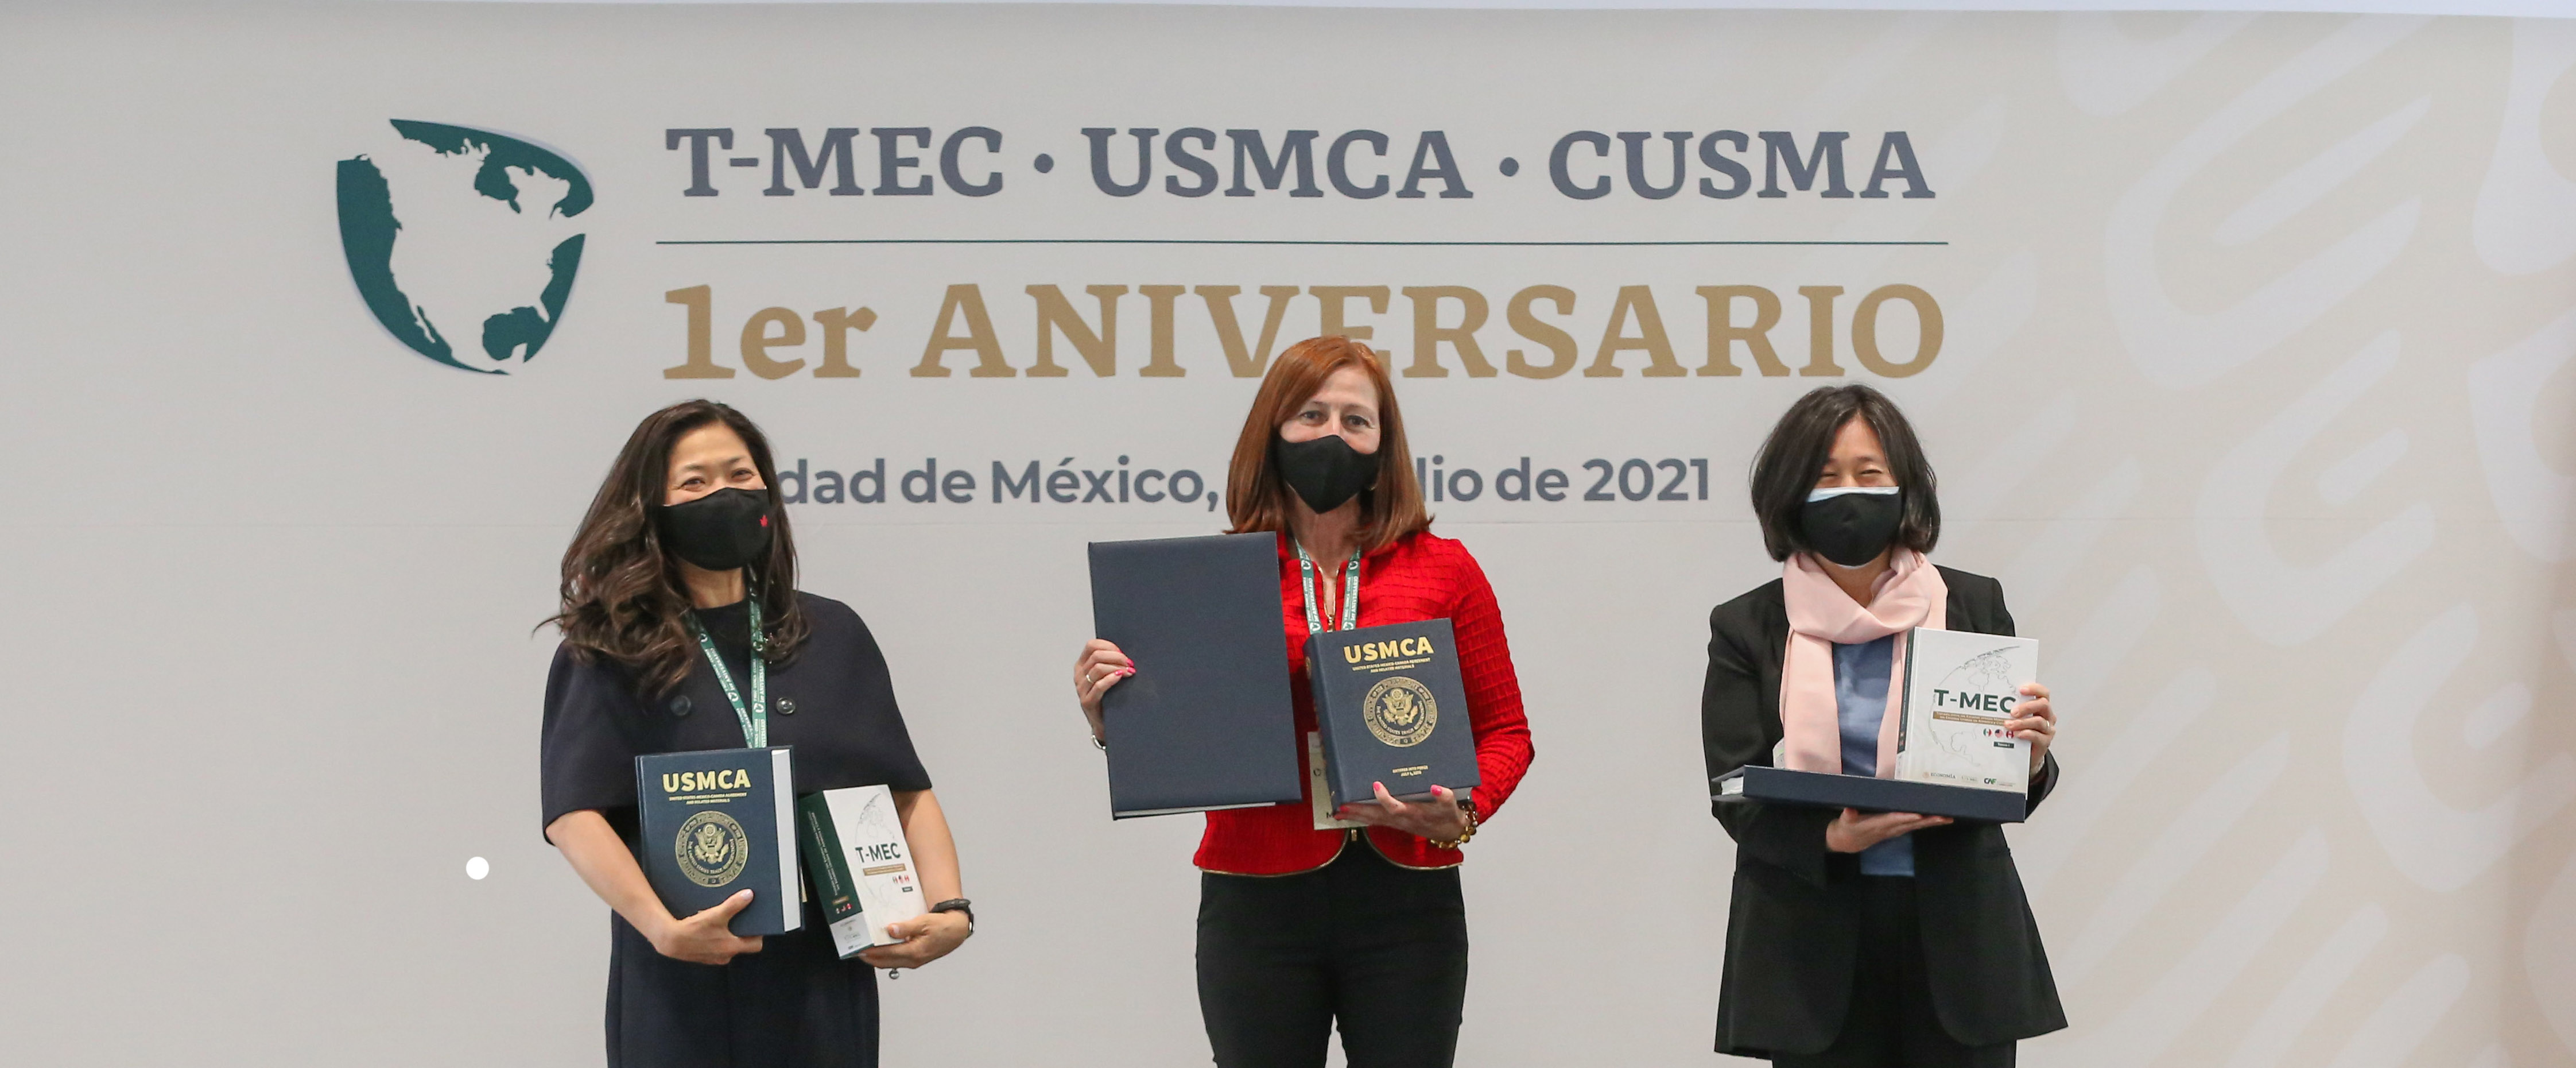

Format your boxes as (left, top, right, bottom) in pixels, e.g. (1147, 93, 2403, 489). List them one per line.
(798, 784, 927, 959)
(1897, 628, 2039, 795)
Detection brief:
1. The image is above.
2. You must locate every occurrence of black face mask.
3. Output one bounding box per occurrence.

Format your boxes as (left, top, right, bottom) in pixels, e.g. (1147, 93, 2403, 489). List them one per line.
(658, 486, 774, 571)
(1273, 434, 1383, 515)
(1799, 487, 1903, 568)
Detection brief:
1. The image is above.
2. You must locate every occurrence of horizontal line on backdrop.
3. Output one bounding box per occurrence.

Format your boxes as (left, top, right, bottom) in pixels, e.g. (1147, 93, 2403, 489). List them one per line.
(655, 238, 1949, 247)
(0, 518, 1761, 530)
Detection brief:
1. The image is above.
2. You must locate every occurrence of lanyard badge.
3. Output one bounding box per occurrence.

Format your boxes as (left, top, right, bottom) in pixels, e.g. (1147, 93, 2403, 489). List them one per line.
(1294, 541, 1363, 635)
(687, 594, 768, 748)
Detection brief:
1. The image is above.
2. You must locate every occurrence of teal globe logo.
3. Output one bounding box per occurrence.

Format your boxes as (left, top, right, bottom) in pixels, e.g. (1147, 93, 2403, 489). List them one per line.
(336, 121, 592, 374)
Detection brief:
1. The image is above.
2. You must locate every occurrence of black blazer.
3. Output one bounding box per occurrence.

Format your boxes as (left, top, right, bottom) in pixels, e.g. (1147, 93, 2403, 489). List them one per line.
(1701, 567, 2066, 1057)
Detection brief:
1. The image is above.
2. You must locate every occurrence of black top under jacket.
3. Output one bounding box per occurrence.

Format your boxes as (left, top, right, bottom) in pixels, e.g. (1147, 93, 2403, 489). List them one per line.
(1700, 567, 2067, 1058)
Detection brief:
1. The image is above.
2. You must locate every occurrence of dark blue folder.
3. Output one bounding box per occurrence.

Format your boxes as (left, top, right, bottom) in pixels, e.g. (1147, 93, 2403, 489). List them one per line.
(1087, 532, 1302, 818)
(634, 747, 803, 935)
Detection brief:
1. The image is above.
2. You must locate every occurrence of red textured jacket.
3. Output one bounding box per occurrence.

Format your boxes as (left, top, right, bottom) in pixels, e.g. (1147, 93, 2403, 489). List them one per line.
(1194, 530, 1535, 874)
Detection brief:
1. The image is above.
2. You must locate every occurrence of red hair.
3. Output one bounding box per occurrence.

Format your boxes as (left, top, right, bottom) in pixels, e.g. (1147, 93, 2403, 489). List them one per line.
(1224, 336, 1430, 552)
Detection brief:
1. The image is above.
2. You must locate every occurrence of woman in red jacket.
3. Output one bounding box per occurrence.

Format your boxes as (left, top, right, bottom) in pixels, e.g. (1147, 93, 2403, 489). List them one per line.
(1072, 335, 1535, 1068)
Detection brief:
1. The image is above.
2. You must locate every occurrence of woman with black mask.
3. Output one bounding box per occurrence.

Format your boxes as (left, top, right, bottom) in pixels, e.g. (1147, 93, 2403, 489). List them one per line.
(541, 400, 971, 1067)
(1072, 335, 1535, 1068)
(1702, 385, 2065, 1067)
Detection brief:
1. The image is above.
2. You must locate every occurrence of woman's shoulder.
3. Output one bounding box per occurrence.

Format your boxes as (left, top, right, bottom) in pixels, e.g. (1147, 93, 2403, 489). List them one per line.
(1700, 583, 1782, 660)
(1388, 528, 1475, 566)
(1383, 530, 1495, 589)
(550, 637, 626, 677)
(1931, 565, 2012, 635)
(1933, 566, 2006, 608)
(790, 590, 875, 640)
(1710, 578, 1787, 633)
(1401, 529, 1463, 554)
(545, 640, 646, 711)
(793, 589, 859, 620)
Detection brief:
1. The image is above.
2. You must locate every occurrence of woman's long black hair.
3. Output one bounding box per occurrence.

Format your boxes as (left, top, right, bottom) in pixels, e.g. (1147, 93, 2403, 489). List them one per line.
(547, 400, 809, 694)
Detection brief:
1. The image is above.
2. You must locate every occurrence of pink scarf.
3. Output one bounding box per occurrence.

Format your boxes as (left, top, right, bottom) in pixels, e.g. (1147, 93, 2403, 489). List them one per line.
(1779, 550, 1947, 777)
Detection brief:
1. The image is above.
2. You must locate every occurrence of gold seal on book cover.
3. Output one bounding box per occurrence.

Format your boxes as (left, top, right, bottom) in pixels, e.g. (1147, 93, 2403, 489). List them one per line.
(677, 810, 751, 888)
(1363, 676, 1439, 748)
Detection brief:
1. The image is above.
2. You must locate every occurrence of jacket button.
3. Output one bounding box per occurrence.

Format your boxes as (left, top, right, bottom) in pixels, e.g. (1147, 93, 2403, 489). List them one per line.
(776, 698, 797, 715)
(669, 695, 693, 717)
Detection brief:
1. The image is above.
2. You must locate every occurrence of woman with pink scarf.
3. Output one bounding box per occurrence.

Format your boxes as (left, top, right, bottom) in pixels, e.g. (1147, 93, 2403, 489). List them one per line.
(1701, 385, 2065, 1067)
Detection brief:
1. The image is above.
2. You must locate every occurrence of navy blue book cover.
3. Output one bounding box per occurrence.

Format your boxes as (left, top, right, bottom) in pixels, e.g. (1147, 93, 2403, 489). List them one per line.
(1307, 620, 1480, 808)
(634, 747, 803, 936)
(1088, 532, 1303, 818)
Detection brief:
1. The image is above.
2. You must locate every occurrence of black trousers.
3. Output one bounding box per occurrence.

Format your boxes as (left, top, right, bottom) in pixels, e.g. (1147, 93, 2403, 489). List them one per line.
(1196, 842, 1470, 1068)
(1774, 877, 2014, 1068)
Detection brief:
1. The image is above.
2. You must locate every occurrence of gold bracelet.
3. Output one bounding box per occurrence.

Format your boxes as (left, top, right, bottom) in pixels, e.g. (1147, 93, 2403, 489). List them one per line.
(1429, 798, 1480, 850)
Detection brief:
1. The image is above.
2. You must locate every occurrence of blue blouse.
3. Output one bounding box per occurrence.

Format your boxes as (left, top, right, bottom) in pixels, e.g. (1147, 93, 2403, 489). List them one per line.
(1833, 635, 1914, 877)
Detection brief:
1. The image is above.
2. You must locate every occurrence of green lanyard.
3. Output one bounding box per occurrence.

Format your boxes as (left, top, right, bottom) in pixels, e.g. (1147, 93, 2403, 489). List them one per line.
(686, 594, 767, 748)
(1294, 541, 1363, 634)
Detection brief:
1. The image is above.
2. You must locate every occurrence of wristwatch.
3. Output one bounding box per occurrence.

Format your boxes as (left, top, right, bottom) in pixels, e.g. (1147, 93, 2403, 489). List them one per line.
(930, 897, 975, 930)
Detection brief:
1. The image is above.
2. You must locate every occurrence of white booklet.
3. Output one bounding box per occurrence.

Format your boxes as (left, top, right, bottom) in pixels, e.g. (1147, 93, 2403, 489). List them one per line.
(1896, 627, 2039, 794)
(798, 784, 929, 958)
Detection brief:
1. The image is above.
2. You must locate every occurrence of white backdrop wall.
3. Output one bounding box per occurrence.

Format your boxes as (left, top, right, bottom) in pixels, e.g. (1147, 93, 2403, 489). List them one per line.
(5, 3, 2576, 1066)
